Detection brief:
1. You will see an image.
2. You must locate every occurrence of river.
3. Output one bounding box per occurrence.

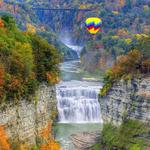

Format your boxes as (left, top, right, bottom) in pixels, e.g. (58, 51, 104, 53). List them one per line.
(55, 46, 103, 150)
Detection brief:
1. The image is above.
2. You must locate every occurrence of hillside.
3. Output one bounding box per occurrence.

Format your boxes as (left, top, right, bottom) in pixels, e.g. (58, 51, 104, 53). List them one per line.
(1, 1, 150, 64)
(0, 14, 60, 103)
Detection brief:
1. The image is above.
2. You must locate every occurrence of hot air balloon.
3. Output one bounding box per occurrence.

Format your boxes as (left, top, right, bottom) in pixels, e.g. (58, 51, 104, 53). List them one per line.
(85, 17, 102, 34)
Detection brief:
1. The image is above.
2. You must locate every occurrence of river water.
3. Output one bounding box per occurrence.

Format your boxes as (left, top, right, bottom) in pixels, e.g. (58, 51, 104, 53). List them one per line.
(55, 47, 103, 150)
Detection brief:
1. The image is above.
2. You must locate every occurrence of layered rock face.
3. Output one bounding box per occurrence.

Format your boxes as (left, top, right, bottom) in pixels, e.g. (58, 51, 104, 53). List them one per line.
(99, 77, 150, 125)
(0, 84, 57, 144)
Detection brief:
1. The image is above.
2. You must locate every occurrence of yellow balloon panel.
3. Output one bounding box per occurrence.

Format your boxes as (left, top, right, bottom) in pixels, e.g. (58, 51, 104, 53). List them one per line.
(85, 17, 102, 34)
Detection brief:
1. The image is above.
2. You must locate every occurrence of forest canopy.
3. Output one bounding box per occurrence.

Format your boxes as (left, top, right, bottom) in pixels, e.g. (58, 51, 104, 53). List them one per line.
(100, 35, 150, 97)
(0, 14, 60, 103)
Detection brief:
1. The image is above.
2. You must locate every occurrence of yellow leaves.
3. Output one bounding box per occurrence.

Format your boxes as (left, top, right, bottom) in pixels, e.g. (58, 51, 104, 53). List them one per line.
(117, 29, 128, 37)
(124, 38, 132, 45)
(26, 23, 36, 34)
(112, 11, 119, 15)
(79, 4, 91, 9)
(143, 5, 149, 11)
(135, 34, 149, 40)
(112, 35, 119, 39)
(19, 144, 28, 150)
(0, 126, 11, 150)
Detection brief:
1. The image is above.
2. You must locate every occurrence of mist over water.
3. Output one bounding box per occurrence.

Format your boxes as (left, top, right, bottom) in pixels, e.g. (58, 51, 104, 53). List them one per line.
(59, 31, 83, 58)
(56, 42, 102, 123)
(55, 39, 103, 150)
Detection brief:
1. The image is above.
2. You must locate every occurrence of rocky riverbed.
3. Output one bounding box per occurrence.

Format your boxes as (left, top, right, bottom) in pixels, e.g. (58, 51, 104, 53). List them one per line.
(70, 131, 101, 150)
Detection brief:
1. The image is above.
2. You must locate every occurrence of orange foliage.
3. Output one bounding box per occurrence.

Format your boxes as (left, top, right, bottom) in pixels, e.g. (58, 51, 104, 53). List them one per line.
(0, 19, 4, 28)
(141, 59, 150, 74)
(110, 50, 142, 81)
(40, 140, 60, 150)
(46, 72, 60, 84)
(0, 65, 5, 97)
(0, 126, 11, 150)
(7, 76, 21, 91)
(0, 65, 5, 87)
(26, 23, 36, 34)
(117, 29, 129, 38)
(40, 123, 52, 140)
(118, 0, 125, 7)
(40, 123, 60, 150)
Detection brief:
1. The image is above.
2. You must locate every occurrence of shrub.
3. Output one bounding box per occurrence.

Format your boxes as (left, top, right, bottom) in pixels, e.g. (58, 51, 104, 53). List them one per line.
(101, 120, 149, 150)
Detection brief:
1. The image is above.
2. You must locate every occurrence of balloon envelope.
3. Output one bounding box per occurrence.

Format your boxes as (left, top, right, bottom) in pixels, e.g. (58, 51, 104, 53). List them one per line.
(85, 17, 102, 34)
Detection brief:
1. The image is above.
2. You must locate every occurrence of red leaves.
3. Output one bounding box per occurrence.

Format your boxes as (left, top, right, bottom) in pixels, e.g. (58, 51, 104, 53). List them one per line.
(0, 19, 4, 28)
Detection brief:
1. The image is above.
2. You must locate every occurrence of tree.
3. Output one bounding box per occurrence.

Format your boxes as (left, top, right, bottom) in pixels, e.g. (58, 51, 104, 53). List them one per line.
(30, 34, 60, 83)
(0, 19, 4, 28)
(26, 23, 36, 34)
(1, 14, 16, 30)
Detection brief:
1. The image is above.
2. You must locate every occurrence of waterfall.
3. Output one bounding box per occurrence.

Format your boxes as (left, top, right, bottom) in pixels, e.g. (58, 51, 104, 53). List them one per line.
(56, 80, 103, 123)
(65, 44, 83, 58)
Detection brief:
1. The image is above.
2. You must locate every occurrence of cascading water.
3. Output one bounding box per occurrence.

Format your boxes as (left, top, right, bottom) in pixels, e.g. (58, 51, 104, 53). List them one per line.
(56, 80, 103, 123)
(55, 44, 103, 150)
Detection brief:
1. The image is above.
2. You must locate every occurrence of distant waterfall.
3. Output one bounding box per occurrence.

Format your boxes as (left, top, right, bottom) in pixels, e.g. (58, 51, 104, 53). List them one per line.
(65, 44, 83, 58)
(56, 81, 102, 123)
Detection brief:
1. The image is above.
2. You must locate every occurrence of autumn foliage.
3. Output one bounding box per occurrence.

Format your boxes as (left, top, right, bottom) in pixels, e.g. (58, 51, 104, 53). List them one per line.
(100, 36, 150, 97)
(26, 23, 36, 34)
(0, 126, 11, 150)
(0, 15, 60, 102)
(40, 123, 60, 150)
(0, 65, 5, 98)
(0, 19, 4, 28)
(105, 50, 142, 83)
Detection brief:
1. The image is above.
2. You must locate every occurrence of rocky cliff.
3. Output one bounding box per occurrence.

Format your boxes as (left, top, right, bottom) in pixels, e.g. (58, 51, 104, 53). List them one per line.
(99, 77, 150, 125)
(0, 84, 57, 144)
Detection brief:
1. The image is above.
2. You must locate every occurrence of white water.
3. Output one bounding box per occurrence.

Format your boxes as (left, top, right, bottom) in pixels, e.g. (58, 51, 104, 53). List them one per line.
(55, 44, 103, 149)
(65, 44, 83, 58)
(56, 43, 103, 124)
(56, 80, 102, 123)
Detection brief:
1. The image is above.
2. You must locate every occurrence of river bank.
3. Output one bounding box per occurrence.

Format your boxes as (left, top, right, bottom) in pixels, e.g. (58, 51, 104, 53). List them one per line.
(55, 59, 103, 149)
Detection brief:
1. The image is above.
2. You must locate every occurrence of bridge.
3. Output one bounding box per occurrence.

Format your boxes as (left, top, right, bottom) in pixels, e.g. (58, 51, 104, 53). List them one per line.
(32, 8, 94, 12)
(1, 1, 95, 31)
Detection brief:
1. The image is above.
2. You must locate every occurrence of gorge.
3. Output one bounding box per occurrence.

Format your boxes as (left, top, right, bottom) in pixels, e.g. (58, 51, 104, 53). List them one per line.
(0, 0, 150, 150)
(54, 44, 103, 149)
